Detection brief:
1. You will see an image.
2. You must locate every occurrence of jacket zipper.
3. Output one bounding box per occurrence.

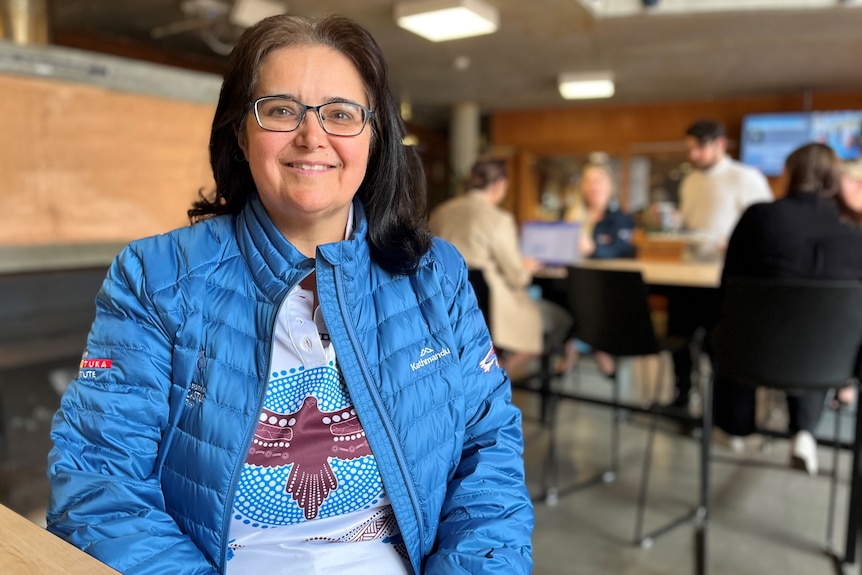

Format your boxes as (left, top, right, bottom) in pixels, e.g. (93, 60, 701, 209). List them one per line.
(217, 285, 295, 572)
(332, 268, 426, 554)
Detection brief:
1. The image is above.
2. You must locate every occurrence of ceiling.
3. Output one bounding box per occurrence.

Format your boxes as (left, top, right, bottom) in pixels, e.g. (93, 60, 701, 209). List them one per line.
(46, 0, 862, 129)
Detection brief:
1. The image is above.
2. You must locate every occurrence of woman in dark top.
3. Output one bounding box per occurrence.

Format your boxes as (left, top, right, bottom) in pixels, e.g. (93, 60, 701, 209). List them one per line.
(558, 163, 637, 375)
(715, 143, 862, 474)
(567, 163, 637, 260)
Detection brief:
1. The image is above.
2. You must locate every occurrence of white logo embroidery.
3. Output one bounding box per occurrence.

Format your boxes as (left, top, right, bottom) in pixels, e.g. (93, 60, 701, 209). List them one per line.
(479, 343, 498, 373)
(411, 346, 451, 372)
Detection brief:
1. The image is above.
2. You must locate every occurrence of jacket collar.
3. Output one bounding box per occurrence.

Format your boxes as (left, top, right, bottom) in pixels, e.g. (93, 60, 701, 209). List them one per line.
(235, 194, 370, 303)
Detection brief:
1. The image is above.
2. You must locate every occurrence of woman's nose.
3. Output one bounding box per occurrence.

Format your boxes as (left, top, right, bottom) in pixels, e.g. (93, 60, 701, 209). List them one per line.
(292, 112, 328, 147)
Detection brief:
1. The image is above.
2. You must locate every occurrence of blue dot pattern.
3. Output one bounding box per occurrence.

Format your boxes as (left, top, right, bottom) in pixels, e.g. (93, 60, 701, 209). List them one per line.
(233, 362, 386, 526)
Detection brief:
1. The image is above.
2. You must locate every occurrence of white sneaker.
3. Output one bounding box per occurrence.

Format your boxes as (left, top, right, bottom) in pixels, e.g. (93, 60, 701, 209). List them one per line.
(790, 430, 818, 476)
(712, 428, 745, 453)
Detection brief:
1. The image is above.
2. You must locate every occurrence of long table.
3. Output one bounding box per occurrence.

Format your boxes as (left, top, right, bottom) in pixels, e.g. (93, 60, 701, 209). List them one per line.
(1, 504, 120, 575)
(536, 258, 722, 289)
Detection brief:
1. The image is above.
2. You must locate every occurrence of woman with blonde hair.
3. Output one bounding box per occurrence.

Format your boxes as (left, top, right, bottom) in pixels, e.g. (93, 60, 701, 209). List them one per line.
(558, 163, 636, 375)
(565, 163, 636, 260)
(840, 159, 862, 225)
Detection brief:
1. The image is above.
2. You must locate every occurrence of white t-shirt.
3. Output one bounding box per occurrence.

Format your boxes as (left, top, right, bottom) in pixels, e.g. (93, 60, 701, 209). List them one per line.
(679, 156, 773, 247)
(226, 209, 413, 574)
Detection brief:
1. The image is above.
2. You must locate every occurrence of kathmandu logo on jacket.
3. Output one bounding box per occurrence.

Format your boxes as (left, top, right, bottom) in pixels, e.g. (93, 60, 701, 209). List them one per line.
(411, 346, 451, 372)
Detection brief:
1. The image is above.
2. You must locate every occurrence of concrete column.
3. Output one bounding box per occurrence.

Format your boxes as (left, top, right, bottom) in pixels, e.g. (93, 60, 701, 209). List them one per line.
(2, 0, 49, 45)
(449, 101, 481, 194)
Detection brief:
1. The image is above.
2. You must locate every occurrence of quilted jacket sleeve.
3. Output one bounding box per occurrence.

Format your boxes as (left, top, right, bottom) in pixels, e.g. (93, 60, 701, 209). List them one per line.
(46, 246, 219, 575)
(424, 242, 534, 574)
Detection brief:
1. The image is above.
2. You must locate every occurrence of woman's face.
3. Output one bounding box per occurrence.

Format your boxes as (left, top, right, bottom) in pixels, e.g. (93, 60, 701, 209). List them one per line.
(239, 44, 371, 237)
(841, 171, 862, 214)
(581, 167, 612, 211)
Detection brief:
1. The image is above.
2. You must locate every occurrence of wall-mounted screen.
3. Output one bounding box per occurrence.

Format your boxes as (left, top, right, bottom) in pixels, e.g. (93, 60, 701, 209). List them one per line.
(740, 110, 862, 177)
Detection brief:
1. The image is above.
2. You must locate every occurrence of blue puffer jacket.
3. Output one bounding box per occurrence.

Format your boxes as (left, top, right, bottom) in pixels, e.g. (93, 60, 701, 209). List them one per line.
(47, 196, 534, 575)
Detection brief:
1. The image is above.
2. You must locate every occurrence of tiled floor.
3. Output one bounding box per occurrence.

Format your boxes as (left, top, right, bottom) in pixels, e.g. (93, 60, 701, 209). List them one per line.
(517, 356, 861, 575)
(2, 353, 860, 575)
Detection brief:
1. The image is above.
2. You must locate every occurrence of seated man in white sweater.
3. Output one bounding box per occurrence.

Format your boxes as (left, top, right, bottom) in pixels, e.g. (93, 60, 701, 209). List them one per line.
(668, 119, 774, 412)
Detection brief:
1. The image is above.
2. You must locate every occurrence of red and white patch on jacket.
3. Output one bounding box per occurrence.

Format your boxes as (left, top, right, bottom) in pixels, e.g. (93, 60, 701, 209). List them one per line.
(479, 343, 498, 373)
(80, 358, 112, 369)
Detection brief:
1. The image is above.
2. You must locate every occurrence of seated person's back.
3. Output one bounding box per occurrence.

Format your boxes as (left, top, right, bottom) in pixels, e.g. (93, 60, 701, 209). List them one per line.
(716, 142, 862, 474)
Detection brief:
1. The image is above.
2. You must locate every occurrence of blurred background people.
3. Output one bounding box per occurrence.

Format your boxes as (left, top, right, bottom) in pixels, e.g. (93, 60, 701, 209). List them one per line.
(667, 119, 774, 412)
(714, 143, 862, 474)
(430, 158, 570, 376)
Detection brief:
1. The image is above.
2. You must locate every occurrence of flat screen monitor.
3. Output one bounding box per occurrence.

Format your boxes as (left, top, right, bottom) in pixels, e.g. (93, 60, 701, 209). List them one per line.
(520, 221, 581, 266)
(740, 110, 862, 177)
(812, 111, 862, 161)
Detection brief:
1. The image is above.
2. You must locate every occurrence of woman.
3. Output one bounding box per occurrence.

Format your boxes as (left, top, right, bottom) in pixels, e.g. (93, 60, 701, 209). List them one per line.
(840, 159, 862, 224)
(559, 163, 637, 375)
(429, 159, 556, 375)
(715, 143, 862, 474)
(46, 15, 533, 575)
(565, 163, 636, 260)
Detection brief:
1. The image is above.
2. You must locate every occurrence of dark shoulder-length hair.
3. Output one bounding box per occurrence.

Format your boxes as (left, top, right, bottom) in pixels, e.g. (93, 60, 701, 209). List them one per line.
(784, 142, 843, 199)
(189, 14, 431, 275)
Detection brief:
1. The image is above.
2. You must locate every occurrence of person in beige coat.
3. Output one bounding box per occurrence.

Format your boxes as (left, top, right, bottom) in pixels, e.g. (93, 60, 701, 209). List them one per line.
(429, 158, 546, 374)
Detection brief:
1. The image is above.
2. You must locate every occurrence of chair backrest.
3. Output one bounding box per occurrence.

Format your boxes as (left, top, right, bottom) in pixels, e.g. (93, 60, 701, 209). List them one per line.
(564, 266, 659, 357)
(467, 268, 491, 327)
(714, 277, 862, 390)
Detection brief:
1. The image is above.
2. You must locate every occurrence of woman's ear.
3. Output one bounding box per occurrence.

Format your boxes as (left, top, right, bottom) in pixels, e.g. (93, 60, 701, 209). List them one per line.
(237, 128, 249, 161)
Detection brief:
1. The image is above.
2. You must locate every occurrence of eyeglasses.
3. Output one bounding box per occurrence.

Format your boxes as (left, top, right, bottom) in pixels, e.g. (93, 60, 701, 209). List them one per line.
(251, 96, 373, 137)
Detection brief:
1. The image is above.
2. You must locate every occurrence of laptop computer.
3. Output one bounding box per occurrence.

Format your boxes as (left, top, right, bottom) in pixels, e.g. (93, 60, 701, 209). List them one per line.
(520, 221, 582, 266)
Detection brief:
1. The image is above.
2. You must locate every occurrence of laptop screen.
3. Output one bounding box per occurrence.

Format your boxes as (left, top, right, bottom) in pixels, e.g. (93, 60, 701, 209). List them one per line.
(520, 221, 582, 266)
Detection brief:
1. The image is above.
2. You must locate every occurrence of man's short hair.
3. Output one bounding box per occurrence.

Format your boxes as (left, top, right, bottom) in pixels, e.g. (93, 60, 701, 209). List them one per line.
(685, 119, 726, 144)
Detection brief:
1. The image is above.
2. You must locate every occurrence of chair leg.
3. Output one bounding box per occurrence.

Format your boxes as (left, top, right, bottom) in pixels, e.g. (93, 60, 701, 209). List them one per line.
(695, 373, 714, 575)
(541, 394, 560, 506)
(539, 353, 554, 426)
(538, 352, 560, 505)
(609, 370, 620, 481)
(634, 357, 667, 546)
(841, 380, 862, 566)
(826, 400, 842, 550)
(634, 406, 660, 546)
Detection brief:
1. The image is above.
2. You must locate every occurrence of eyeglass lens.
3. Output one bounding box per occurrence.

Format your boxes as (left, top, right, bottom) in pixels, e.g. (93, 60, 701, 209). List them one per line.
(254, 97, 368, 136)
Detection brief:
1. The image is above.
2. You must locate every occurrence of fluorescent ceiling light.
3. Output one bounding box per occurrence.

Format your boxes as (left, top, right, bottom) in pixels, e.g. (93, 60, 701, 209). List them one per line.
(229, 0, 287, 28)
(558, 72, 615, 100)
(576, 0, 857, 18)
(395, 0, 499, 42)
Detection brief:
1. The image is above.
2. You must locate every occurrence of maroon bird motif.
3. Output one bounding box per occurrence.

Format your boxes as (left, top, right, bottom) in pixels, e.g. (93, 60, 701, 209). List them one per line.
(246, 396, 371, 520)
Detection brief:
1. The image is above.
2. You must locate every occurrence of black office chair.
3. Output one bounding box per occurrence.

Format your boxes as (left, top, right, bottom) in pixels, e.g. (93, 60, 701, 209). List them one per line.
(466, 268, 491, 327)
(697, 278, 862, 575)
(540, 266, 689, 516)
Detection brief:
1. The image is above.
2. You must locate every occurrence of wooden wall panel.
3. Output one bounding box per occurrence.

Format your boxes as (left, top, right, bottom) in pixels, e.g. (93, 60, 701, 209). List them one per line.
(491, 92, 862, 154)
(0, 74, 215, 245)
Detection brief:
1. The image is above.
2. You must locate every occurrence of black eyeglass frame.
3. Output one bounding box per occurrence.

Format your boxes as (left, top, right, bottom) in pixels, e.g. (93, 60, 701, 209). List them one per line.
(249, 95, 374, 137)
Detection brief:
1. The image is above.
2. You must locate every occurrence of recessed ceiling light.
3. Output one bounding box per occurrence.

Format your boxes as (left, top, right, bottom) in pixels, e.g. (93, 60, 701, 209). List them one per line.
(395, 0, 499, 42)
(558, 71, 615, 100)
